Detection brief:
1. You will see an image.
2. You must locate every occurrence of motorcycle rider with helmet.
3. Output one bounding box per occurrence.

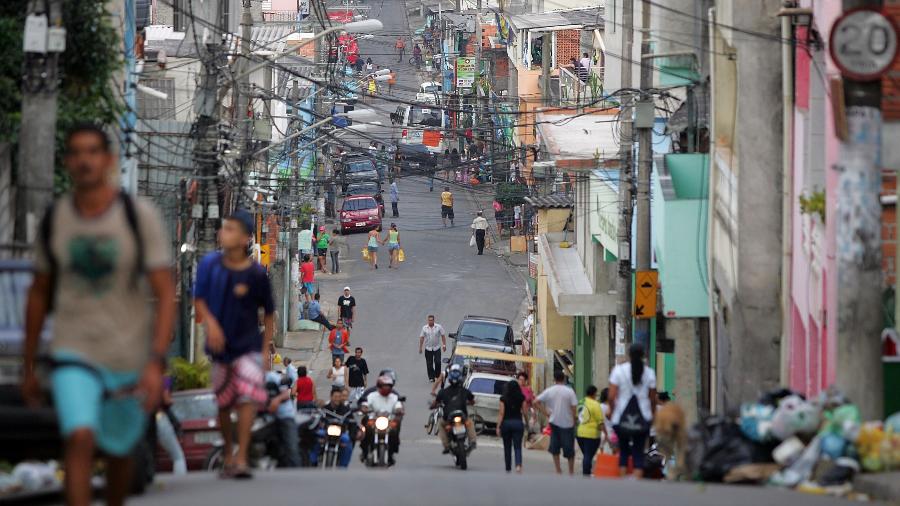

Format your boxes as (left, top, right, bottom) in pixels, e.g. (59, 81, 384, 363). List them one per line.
(431, 364, 477, 454)
(359, 374, 404, 466)
(310, 387, 355, 467)
(356, 368, 402, 408)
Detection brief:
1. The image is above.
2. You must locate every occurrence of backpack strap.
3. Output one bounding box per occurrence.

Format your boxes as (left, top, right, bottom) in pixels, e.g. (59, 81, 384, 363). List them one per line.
(119, 192, 145, 284)
(39, 201, 58, 311)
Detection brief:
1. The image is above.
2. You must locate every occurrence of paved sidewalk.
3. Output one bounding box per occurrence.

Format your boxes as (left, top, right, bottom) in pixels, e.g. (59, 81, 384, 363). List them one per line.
(853, 471, 900, 502)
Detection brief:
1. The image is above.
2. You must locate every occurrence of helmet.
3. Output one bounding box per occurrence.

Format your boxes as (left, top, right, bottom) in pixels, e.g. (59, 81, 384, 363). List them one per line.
(448, 364, 463, 385)
(376, 375, 395, 388)
(378, 368, 398, 385)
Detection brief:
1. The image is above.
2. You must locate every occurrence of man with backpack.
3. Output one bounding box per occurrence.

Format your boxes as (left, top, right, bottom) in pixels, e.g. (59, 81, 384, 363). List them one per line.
(22, 124, 175, 506)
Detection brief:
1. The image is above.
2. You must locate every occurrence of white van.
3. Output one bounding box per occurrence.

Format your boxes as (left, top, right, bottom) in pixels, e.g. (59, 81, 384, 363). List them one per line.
(390, 104, 447, 153)
(416, 81, 442, 105)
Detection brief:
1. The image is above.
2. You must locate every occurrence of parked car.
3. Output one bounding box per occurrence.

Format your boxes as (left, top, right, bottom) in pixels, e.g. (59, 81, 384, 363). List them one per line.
(395, 143, 438, 175)
(340, 195, 382, 234)
(155, 389, 220, 472)
(344, 180, 381, 196)
(465, 372, 517, 431)
(0, 259, 156, 495)
(340, 155, 379, 191)
(449, 315, 521, 354)
(445, 340, 517, 376)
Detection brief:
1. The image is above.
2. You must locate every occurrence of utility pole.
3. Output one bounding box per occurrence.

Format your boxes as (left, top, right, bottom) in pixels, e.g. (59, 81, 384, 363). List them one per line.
(15, 0, 63, 245)
(191, 0, 224, 360)
(614, 0, 634, 364)
(236, 1, 254, 208)
(834, 0, 886, 419)
(120, 0, 138, 193)
(634, 0, 652, 348)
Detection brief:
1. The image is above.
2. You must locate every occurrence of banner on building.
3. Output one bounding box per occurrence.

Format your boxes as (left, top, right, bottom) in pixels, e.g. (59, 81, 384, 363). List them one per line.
(456, 57, 476, 89)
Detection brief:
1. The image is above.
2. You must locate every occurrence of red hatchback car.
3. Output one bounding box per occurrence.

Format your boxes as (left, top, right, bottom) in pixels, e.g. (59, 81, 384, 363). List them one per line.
(155, 389, 221, 472)
(340, 195, 382, 234)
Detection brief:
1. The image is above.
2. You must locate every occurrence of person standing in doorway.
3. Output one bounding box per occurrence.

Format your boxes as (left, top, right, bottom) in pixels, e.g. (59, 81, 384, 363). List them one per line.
(535, 371, 578, 475)
(441, 186, 454, 227)
(194, 209, 275, 479)
(390, 180, 399, 217)
(580, 52, 592, 78)
(576, 385, 605, 476)
(471, 211, 489, 255)
(300, 255, 315, 302)
(328, 319, 350, 363)
(22, 124, 176, 504)
(328, 228, 347, 274)
(608, 343, 657, 478)
(316, 226, 330, 274)
(418, 315, 446, 383)
(497, 379, 526, 473)
(337, 286, 356, 328)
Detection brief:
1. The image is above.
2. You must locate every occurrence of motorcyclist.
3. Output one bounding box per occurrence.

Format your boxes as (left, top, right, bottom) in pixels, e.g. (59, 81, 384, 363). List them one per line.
(359, 374, 404, 466)
(265, 370, 301, 467)
(311, 387, 355, 467)
(431, 364, 477, 454)
(356, 368, 402, 408)
(413, 44, 423, 67)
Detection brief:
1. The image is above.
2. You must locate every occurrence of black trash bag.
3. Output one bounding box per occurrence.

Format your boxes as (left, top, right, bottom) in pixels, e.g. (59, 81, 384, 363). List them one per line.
(759, 387, 803, 406)
(687, 415, 756, 482)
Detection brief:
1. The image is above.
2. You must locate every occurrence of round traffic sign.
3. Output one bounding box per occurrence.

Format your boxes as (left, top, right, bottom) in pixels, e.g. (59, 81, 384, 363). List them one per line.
(829, 7, 899, 81)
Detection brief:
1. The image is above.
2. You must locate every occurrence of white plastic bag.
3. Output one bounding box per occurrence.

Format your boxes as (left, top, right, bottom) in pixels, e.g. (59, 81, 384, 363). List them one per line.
(469, 235, 476, 247)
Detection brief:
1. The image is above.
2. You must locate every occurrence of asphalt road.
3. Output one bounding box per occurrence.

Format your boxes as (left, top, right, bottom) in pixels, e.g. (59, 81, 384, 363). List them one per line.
(72, 2, 854, 505)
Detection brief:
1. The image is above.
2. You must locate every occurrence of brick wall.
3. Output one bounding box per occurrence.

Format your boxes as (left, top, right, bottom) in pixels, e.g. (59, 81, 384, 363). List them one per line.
(883, 171, 897, 287)
(265, 215, 280, 263)
(555, 29, 581, 68)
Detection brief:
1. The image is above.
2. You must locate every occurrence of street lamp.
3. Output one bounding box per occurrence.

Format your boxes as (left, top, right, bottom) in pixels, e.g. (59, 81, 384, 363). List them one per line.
(236, 19, 385, 81)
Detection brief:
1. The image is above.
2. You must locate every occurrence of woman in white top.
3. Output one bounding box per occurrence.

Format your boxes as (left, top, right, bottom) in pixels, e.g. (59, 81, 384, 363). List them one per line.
(327, 355, 348, 388)
(608, 343, 657, 477)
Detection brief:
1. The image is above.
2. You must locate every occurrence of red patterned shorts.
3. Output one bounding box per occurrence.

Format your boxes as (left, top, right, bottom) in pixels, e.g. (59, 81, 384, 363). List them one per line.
(212, 353, 267, 409)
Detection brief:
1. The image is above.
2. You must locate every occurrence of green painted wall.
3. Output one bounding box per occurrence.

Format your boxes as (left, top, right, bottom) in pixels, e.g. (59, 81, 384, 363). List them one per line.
(573, 316, 593, 398)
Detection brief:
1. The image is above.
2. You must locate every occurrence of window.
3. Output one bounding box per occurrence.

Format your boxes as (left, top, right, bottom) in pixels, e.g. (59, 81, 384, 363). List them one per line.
(346, 160, 375, 173)
(173, 0, 187, 32)
(458, 322, 508, 342)
(342, 198, 377, 211)
(468, 378, 505, 395)
(409, 107, 443, 127)
(136, 78, 176, 119)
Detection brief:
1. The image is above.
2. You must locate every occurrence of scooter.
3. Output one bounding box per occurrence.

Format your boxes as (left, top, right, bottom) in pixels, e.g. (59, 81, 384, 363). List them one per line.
(445, 410, 470, 470)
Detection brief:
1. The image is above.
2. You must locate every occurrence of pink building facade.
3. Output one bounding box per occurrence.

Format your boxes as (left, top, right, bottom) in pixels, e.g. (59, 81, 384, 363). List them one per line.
(787, 1, 842, 397)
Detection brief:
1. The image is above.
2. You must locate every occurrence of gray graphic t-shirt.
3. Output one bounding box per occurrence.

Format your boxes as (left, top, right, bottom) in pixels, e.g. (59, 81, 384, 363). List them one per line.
(34, 194, 171, 371)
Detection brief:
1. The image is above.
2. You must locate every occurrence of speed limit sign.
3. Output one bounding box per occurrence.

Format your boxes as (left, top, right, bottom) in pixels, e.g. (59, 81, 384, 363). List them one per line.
(830, 7, 899, 81)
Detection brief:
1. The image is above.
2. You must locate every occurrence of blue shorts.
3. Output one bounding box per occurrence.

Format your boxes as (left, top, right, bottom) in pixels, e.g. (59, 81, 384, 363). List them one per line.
(303, 282, 315, 295)
(50, 350, 145, 456)
(388, 243, 400, 251)
(548, 423, 575, 458)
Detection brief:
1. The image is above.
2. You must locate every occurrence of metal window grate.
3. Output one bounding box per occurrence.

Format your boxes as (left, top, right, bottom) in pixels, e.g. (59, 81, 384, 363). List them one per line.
(136, 79, 176, 119)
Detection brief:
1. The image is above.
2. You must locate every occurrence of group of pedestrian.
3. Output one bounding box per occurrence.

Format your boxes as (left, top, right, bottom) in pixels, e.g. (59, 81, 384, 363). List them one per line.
(365, 223, 403, 269)
(528, 343, 657, 478)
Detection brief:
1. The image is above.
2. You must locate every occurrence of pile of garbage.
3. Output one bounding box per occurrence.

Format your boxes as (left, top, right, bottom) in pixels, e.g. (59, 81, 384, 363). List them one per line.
(685, 387, 900, 497)
(0, 461, 61, 497)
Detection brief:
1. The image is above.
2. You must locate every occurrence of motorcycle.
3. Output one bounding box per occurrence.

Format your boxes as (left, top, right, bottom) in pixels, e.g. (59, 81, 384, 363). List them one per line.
(205, 412, 280, 471)
(317, 409, 356, 468)
(363, 411, 398, 467)
(445, 410, 471, 470)
(296, 406, 323, 467)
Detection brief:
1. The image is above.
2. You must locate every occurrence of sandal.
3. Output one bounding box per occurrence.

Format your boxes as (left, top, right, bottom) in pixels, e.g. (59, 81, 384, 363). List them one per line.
(218, 464, 236, 479)
(231, 464, 254, 480)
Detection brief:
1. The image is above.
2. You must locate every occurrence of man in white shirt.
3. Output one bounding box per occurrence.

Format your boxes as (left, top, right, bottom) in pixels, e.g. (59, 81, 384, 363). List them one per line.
(535, 370, 578, 475)
(360, 375, 404, 465)
(419, 315, 446, 382)
(471, 211, 490, 255)
(580, 52, 592, 78)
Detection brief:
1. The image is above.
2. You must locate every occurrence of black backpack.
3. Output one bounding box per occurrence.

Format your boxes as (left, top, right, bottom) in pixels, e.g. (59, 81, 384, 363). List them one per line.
(617, 394, 650, 436)
(39, 192, 144, 311)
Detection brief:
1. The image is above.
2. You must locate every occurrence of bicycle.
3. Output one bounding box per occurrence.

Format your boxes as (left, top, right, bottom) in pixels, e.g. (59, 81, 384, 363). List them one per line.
(409, 55, 423, 69)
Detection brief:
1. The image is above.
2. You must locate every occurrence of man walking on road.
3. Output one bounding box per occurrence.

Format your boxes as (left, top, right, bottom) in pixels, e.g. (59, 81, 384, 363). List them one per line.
(22, 124, 176, 505)
(419, 315, 447, 382)
(441, 186, 454, 227)
(395, 36, 406, 63)
(535, 371, 579, 475)
(337, 286, 356, 327)
(195, 209, 275, 479)
(471, 211, 489, 255)
(390, 179, 399, 217)
(345, 347, 370, 400)
(328, 318, 351, 362)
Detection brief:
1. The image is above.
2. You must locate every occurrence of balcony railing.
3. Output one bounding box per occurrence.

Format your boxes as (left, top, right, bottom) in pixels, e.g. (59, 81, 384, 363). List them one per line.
(558, 65, 607, 107)
(261, 10, 301, 23)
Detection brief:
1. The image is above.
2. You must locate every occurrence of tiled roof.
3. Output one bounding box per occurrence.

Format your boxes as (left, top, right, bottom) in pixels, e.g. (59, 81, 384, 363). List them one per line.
(525, 194, 573, 208)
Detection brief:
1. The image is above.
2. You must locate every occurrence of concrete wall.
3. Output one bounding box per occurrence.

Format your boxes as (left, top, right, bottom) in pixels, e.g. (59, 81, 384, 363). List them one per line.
(536, 207, 575, 351)
(666, 318, 702, 425)
(601, 0, 642, 92)
(709, 0, 783, 413)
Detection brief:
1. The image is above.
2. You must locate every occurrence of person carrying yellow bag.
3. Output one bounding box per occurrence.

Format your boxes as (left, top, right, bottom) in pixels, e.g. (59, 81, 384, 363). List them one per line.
(398, 248, 405, 262)
(386, 223, 402, 268)
(362, 247, 370, 261)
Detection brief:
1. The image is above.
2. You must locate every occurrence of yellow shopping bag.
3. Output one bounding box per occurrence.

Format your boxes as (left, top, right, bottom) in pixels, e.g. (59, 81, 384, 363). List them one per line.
(362, 248, 370, 260)
(398, 249, 405, 262)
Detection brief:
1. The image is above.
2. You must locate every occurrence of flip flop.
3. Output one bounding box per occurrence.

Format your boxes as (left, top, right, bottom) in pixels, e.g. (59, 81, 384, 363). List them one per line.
(231, 464, 254, 480)
(218, 464, 236, 479)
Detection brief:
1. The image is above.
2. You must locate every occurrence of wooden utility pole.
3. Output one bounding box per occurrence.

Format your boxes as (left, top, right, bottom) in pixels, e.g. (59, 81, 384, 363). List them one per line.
(15, 0, 63, 245)
(614, 0, 635, 364)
